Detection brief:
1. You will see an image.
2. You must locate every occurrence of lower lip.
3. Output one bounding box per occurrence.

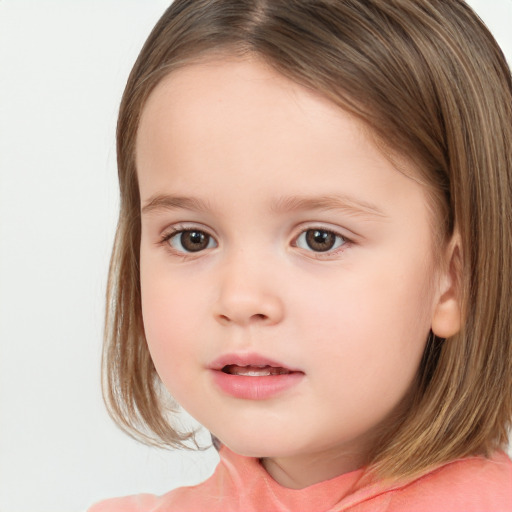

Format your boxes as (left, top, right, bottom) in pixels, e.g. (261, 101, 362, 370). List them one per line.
(210, 370, 304, 400)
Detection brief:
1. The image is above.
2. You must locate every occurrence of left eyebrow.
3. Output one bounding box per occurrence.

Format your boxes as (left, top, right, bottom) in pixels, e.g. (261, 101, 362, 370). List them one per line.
(270, 194, 388, 219)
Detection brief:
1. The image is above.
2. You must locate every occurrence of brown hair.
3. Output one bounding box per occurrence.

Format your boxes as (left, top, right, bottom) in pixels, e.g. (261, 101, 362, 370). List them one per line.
(103, 0, 512, 480)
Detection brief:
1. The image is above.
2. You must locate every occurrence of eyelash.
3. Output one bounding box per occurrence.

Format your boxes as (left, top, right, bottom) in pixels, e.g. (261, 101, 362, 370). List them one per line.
(159, 226, 351, 258)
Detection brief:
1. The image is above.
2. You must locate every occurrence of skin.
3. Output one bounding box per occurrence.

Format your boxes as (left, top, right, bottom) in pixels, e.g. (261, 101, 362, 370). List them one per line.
(137, 57, 459, 489)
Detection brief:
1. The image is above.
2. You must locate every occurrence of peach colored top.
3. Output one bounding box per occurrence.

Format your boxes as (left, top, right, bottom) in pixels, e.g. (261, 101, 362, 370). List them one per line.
(89, 447, 512, 511)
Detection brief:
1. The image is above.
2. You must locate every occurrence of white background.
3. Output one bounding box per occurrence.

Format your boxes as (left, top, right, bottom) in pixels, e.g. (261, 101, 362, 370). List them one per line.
(0, 1, 510, 511)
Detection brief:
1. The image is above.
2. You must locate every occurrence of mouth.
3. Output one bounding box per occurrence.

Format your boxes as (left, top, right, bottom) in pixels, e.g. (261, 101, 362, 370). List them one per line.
(210, 353, 302, 375)
(209, 353, 304, 400)
(221, 364, 294, 377)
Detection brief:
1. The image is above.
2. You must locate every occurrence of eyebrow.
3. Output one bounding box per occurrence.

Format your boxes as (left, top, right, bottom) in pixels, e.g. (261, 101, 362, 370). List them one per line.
(141, 193, 387, 219)
(141, 195, 213, 215)
(270, 194, 388, 219)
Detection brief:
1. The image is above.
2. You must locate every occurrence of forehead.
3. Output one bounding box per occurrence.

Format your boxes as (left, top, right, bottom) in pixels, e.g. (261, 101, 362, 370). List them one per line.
(136, 57, 430, 222)
(137, 54, 425, 176)
(140, 55, 326, 119)
(137, 55, 358, 151)
(137, 56, 392, 179)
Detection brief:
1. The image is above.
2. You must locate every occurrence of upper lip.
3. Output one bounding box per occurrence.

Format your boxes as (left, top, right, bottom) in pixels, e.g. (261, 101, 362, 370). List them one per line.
(208, 352, 302, 373)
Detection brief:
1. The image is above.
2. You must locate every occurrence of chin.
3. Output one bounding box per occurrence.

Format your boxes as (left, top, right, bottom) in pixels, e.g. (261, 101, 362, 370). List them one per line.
(211, 425, 314, 460)
(211, 428, 287, 458)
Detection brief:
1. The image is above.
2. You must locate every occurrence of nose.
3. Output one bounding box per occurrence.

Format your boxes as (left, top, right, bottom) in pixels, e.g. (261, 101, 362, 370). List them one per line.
(213, 255, 285, 327)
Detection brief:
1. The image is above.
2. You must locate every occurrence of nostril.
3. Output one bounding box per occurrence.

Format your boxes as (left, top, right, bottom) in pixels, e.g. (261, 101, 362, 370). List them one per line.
(213, 294, 284, 326)
(216, 312, 269, 324)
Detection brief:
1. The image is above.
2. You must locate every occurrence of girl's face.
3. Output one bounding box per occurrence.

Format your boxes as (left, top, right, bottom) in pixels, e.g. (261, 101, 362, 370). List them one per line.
(137, 57, 449, 488)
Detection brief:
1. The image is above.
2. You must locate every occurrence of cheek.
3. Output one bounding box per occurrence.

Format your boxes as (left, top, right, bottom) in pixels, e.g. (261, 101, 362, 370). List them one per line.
(297, 256, 434, 335)
(293, 254, 435, 377)
(140, 264, 198, 383)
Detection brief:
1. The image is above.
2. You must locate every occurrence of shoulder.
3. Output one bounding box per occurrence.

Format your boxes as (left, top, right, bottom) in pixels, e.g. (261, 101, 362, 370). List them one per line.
(87, 468, 230, 512)
(383, 451, 512, 512)
(87, 493, 160, 512)
(87, 476, 239, 512)
(87, 485, 213, 512)
(87, 446, 247, 512)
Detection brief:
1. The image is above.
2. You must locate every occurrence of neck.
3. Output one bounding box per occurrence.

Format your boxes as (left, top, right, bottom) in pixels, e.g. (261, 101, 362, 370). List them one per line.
(260, 448, 366, 489)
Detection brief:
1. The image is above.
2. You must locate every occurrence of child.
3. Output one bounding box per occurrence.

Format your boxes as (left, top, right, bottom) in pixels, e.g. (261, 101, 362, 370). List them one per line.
(91, 0, 512, 510)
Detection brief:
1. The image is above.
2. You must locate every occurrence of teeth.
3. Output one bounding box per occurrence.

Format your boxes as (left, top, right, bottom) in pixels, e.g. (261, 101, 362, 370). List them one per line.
(240, 369, 272, 376)
(223, 365, 291, 376)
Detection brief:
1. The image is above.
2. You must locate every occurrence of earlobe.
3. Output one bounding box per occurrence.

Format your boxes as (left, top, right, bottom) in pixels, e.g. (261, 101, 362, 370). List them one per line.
(431, 233, 462, 339)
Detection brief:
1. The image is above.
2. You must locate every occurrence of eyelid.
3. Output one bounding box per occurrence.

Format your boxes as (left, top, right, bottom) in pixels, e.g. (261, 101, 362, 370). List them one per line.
(159, 222, 217, 240)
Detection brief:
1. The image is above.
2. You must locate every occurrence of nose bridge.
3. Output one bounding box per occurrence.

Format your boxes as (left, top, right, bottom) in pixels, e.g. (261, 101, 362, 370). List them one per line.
(214, 246, 284, 326)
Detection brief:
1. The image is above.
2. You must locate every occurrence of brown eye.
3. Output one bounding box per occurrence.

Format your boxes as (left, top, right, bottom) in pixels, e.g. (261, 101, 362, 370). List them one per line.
(168, 230, 216, 253)
(296, 229, 345, 253)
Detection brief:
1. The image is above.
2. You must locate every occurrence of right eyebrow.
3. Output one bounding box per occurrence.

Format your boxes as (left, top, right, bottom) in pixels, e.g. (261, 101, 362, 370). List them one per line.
(141, 194, 212, 215)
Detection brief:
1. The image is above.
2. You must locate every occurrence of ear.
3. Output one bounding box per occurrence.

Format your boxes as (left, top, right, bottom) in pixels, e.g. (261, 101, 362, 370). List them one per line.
(431, 232, 462, 339)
